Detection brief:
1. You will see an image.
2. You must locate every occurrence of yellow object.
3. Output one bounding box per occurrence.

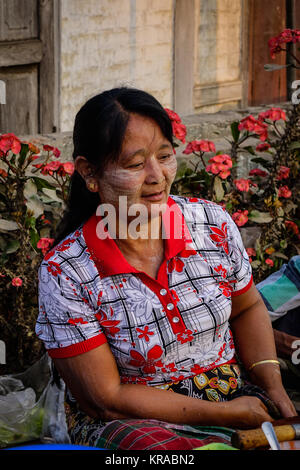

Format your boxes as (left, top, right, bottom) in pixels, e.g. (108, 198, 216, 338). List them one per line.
(248, 359, 280, 371)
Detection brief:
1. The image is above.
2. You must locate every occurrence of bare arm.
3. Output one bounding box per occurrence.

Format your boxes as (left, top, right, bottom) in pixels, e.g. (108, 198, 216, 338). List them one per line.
(230, 283, 297, 417)
(53, 341, 273, 429)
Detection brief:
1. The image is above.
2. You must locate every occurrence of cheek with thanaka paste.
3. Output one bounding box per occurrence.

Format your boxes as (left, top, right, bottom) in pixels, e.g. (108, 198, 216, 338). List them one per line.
(97, 166, 143, 204)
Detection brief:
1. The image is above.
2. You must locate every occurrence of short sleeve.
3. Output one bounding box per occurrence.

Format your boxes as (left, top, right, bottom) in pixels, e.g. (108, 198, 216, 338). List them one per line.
(35, 261, 107, 358)
(225, 211, 253, 296)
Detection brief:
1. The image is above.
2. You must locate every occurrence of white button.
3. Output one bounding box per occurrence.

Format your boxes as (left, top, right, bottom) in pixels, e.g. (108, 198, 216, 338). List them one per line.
(160, 289, 167, 296)
(172, 316, 180, 323)
(167, 303, 174, 310)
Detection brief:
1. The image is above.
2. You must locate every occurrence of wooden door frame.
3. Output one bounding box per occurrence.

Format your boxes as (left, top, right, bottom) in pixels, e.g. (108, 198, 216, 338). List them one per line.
(39, 0, 61, 133)
(0, 0, 60, 134)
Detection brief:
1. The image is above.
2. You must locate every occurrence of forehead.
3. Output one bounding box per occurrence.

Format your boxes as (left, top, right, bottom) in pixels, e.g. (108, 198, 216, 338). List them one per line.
(121, 113, 170, 153)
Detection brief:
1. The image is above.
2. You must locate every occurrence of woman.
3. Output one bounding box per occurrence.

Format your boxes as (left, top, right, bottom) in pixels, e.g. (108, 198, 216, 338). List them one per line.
(36, 88, 296, 450)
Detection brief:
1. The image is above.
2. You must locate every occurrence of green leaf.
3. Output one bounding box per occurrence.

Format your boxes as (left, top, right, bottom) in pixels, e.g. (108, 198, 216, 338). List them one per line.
(273, 252, 289, 260)
(30, 176, 57, 191)
(280, 239, 287, 249)
(288, 141, 300, 150)
(248, 210, 273, 224)
(213, 177, 224, 202)
(30, 228, 40, 250)
(5, 239, 20, 254)
(243, 146, 256, 155)
(18, 142, 29, 167)
(250, 157, 271, 169)
(231, 121, 240, 143)
(0, 219, 19, 231)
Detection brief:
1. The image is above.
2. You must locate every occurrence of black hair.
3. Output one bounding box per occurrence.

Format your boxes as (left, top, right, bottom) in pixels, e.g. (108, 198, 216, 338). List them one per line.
(53, 87, 174, 245)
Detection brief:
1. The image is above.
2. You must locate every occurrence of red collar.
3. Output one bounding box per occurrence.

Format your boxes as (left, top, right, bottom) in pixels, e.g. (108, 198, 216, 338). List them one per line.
(82, 196, 192, 278)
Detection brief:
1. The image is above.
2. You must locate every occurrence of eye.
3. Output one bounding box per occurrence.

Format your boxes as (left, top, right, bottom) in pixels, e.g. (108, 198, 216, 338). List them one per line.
(160, 154, 172, 160)
(128, 162, 143, 169)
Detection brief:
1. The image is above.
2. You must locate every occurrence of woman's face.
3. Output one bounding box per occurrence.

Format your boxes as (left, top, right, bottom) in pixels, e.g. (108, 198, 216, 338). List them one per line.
(96, 113, 177, 219)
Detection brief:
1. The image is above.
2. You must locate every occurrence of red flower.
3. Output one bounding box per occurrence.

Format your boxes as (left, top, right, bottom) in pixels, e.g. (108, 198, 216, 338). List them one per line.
(234, 178, 251, 192)
(268, 29, 300, 59)
(209, 222, 229, 254)
(129, 345, 164, 374)
(258, 107, 286, 122)
(238, 116, 268, 141)
(249, 168, 268, 177)
(278, 185, 292, 198)
(255, 143, 270, 152)
(206, 154, 232, 180)
(53, 147, 61, 158)
(254, 122, 268, 141)
(265, 258, 274, 267)
(165, 108, 187, 143)
(232, 210, 248, 227)
(285, 220, 300, 238)
(62, 162, 74, 175)
(183, 140, 216, 154)
(43, 145, 61, 157)
(238, 115, 257, 132)
(136, 326, 154, 342)
(176, 329, 194, 344)
(37, 237, 55, 255)
(12, 277, 23, 287)
(277, 166, 290, 181)
(0, 168, 8, 178)
(246, 247, 256, 257)
(0, 133, 21, 155)
(43, 144, 54, 152)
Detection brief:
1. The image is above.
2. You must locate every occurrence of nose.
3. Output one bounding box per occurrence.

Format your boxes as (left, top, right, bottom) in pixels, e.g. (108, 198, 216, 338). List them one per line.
(144, 156, 165, 185)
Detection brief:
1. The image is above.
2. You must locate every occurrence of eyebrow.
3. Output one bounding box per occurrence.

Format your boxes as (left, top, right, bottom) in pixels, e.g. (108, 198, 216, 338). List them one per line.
(122, 143, 173, 162)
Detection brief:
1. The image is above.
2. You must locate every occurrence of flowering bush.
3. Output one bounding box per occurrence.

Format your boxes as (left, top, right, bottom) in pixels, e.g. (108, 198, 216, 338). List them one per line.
(0, 134, 74, 372)
(168, 104, 300, 283)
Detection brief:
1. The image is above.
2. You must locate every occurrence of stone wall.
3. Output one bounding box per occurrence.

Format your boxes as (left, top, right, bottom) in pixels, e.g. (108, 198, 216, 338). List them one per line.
(60, 0, 174, 132)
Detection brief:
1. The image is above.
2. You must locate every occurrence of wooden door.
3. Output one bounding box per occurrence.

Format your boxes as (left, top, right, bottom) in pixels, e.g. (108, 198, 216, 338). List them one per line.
(248, 0, 287, 106)
(0, 0, 59, 135)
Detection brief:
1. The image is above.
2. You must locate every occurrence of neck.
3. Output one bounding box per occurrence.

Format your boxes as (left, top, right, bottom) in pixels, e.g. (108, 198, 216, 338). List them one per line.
(114, 215, 163, 254)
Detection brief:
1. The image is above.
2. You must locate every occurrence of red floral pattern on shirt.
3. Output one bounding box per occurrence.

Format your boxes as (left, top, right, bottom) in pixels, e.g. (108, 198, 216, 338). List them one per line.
(209, 222, 229, 254)
(47, 261, 62, 277)
(176, 329, 194, 344)
(95, 308, 120, 337)
(129, 345, 164, 374)
(136, 326, 154, 342)
(168, 248, 197, 273)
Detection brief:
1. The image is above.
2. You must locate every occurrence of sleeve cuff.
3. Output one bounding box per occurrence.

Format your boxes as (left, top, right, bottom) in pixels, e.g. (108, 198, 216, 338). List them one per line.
(231, 275, 253, 297)
(47, 333, 107, 358)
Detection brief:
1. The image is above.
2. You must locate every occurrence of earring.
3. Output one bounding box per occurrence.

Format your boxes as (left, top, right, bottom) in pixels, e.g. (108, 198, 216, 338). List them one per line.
(86, 179, 98, 192)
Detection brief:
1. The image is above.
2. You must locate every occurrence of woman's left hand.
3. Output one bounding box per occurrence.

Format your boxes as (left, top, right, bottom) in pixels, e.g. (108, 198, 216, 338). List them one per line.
(265, 384, 297, 418)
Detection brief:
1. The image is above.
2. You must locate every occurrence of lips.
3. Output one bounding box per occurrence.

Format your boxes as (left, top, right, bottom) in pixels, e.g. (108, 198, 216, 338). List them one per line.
(142, 190, 165, 201)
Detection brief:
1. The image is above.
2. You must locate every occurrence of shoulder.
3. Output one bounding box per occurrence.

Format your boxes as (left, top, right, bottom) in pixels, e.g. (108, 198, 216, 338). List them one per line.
(39, 225, 96, 284)
(169, 194, 229, 224)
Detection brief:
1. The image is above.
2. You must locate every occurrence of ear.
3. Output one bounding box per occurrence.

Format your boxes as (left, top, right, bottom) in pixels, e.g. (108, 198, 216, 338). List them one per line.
(74, 156, 95, 179)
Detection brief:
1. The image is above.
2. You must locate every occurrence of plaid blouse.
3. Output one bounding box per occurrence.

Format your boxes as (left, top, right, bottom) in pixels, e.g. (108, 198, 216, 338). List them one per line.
(36, 195, 252, 386)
